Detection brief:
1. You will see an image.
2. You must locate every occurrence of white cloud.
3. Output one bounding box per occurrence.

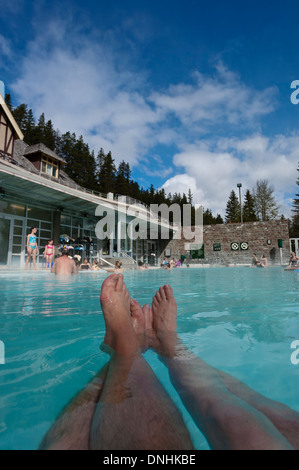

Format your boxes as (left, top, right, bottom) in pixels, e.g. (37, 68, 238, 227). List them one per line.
(0, 34, 12, 57)
(8, 15, 297, 217)
(162, 134, 298, 218)
(150, 63, 277, 130)
(11, 19, 161, 166)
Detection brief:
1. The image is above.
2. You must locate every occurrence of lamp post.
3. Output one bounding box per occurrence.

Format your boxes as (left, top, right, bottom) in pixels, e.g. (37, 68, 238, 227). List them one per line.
(237, 183, 243, 223)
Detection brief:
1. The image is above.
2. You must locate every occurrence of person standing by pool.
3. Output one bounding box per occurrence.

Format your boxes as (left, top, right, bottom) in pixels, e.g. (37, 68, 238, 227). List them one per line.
(51, 248, 77, 275)
(44, 239, 55, 269)
(25, 227, 38, 270)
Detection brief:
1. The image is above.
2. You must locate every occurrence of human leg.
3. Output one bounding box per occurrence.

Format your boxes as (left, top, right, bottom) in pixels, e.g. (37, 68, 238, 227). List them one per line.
(32, 248, 37, 269)
(150, 284, 295, 450)
(90, 274, 194, 450)
(25, 247, 32, 269)
(39, 363, 109, 450)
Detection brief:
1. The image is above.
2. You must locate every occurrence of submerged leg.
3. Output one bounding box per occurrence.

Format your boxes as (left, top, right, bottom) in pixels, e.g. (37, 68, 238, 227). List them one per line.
(150, 284, 295, 450)
(217, 369, 299, 449)
(90, 274, 193, 450)
(39, 363, 109, 450)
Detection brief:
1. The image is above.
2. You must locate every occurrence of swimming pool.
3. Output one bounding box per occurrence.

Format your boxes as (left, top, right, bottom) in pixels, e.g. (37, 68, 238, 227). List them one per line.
(0, 267, 298, 449)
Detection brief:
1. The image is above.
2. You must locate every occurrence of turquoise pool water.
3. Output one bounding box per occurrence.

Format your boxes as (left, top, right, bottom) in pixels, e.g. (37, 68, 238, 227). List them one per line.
(0, 267, 298, 450)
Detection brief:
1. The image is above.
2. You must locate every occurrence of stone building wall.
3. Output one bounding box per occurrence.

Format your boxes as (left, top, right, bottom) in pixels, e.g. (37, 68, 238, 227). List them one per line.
(159, 220, 290, 265)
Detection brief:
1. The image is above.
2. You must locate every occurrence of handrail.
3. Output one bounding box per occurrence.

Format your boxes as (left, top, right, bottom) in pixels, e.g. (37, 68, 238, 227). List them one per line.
(99, 257, 115, 268)
(118, 251, 138, 264)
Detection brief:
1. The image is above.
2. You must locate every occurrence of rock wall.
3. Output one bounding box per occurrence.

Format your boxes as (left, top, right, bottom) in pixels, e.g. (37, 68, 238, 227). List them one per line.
(158, 220, 290, 265)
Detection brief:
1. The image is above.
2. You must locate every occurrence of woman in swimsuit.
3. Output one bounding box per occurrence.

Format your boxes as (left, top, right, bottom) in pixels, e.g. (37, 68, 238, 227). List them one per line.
(44, 239, 55, 269)
(25, 227, 38, 270)
(79, 258, 91, 270)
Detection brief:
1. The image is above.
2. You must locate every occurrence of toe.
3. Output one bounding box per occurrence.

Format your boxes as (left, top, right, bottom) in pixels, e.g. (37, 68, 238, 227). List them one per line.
(115, 274, 124, 292)
(143, 304, 153, 330)
(130, 299, 145, 333)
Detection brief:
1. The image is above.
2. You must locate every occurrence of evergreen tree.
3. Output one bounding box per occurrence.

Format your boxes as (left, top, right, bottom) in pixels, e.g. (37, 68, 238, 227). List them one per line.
(202, 208, 224, 225)
(23, 109, 36, 144)
(252, 179, 279, 221)
(57, 131, 77, 174)
(96, 149, 116, 194)
(291, 163, 299, 237)
(12, 104, 29, 133)
(5, 93, 13, 111)
(116, 160, 131, 196)
(243, 189, 258, 222)
(225, 190, 241, 223)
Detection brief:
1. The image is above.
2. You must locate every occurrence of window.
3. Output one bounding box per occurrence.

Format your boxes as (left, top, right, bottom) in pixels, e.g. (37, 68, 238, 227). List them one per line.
(41, 156, 59, 178)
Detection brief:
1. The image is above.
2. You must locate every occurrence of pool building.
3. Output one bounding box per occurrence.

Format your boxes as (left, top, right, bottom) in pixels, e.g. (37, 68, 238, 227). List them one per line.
(0, 84, 179, 269)
(0, 82, 292, 269)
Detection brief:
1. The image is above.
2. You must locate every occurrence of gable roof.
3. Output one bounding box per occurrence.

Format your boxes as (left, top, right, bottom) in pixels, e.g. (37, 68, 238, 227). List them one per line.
(0, 93, 24, 140)
(24, 143, 66, 164)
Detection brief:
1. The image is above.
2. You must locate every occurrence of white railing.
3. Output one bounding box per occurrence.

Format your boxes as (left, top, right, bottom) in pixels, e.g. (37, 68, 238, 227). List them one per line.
(118, 251, 138, 265)
(99, 257, 115, 268)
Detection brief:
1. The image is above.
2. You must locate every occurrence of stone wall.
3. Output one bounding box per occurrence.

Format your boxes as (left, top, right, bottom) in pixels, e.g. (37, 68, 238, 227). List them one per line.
(158, 220, 290, 265)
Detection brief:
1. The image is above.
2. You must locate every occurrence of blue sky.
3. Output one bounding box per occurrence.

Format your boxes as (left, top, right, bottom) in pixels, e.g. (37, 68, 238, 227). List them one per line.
(1, 0, 299, 216)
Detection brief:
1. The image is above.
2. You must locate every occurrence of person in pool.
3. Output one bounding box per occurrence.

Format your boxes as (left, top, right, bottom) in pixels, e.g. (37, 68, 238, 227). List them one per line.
(91, 260, 100, 271)
(40, 275, 299, 450)
(25, 227, 38, 270)
(51, 248, 78, 275)
(260, 254, 268, 268)
(289, 252, 299, 266)
(79, 258, 91, 270)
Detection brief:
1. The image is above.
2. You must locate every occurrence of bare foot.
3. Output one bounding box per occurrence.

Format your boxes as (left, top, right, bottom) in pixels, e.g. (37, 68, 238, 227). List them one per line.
(130, 299, 146, 351)
(130, 300, 157, 352)
(151, 285, 178, 357)
(100, 274, 139, 356)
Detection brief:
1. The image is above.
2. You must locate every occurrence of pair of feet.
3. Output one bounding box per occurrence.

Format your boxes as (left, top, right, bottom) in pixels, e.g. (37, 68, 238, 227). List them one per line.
(100, 274, 178, 358)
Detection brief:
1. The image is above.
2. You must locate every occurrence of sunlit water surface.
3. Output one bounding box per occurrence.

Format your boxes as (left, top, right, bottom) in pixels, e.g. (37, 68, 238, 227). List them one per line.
(0, 267, 298, 449)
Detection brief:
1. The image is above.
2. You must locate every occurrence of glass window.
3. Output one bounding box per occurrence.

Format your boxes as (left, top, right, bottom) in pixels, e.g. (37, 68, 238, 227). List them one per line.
(27, 219, 39, 228)
(60, 225, 71, 236)
(13, 236, 22, 245)
(0, 201, 25, 217)
(72, 217, 83, 226)
(41, 157, 59, 178)
(61, 215, 71, 225)
(13, 226, 23, 236)
(40, 230, 52, 239)
(12, 245, 22, 254)
(41, 221, 52, 230)
(27, 207, 52, 222)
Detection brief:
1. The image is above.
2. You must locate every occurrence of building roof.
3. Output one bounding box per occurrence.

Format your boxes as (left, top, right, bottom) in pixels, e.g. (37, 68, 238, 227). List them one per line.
(24, 143, 66, 164)
(0, 93, 24, 140)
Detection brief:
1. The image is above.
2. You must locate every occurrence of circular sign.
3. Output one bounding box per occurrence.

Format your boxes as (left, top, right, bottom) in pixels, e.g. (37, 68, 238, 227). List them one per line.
(240, 242, 249, 251)
(231, 242, 239, 251)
